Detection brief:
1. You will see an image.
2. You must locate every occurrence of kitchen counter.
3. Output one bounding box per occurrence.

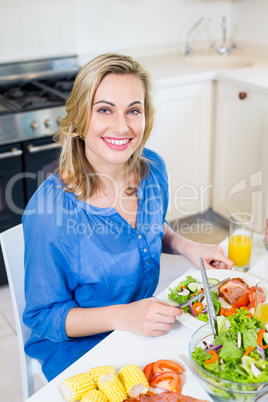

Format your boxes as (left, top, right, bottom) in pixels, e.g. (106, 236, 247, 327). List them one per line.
(26, 233, 268, 402)
(135, 52, 268, 95)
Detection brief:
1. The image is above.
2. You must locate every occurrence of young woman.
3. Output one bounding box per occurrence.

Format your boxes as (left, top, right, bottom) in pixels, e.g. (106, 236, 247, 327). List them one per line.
(23, 54, 233, 381)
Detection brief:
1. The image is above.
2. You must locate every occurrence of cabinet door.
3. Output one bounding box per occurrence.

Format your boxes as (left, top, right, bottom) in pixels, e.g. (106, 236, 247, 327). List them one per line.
(213, 81, 268, 233)
(147, 81, 213, 222)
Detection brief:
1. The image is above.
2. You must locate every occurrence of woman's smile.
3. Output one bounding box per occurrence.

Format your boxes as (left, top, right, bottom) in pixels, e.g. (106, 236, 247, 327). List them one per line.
(101, 137, 133, 150)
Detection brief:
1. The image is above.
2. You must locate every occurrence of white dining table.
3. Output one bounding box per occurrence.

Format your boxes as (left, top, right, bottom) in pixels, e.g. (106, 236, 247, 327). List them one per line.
(26, 233, 268, 402)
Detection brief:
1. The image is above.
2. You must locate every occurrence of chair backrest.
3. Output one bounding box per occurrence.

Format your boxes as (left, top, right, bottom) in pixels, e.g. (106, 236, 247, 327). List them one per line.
(0, 224, 47, 401)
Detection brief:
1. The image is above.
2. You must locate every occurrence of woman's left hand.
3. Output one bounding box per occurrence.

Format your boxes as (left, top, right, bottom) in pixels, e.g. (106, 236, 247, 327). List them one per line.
(162, 222, 233, 270)
(186, 242, 233, 270)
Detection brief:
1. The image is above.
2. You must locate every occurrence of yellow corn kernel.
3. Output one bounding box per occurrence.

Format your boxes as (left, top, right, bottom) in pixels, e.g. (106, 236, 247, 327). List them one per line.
(80, 389, 108, 402)
(61, 372, 96, 401)
(89, 365, 116, 384)
(118, 364, 149, 398)
(97, 373, 127, 402)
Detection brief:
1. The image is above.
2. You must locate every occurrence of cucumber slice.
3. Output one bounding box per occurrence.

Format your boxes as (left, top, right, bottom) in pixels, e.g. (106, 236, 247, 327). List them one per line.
(188, 282, 199, 292)
(263, 332, 268, 345)
(208, 278, 220, 285)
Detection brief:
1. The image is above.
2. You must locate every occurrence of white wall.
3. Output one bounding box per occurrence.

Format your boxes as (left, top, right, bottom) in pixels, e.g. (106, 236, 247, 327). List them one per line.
(232, 0, 268, 48)
(1, 0, 267, 64)
(76, 0, 232, 59)
(0, 0, 76, 63)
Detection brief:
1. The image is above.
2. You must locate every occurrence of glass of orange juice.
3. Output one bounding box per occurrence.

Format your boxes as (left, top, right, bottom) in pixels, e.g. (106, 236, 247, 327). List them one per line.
(228, 212, 255, 272)
(254, 280, 268, 324)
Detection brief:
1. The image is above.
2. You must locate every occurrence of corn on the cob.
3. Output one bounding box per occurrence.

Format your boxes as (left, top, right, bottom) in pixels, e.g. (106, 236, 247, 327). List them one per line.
(61, 372, 96, 401)
(80, 389, 108, 402)
(97, 373, 127, 402)
(89, 365, 116, 384)
(118, 364, 149, 398)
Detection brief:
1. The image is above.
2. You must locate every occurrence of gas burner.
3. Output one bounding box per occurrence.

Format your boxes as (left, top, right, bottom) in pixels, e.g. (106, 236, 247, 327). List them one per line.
(55, 81, 74, 93)
(4, 87, 25, 99)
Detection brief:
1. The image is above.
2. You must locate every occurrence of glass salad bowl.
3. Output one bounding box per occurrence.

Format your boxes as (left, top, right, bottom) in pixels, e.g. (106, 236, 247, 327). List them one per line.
(188, 324, 268, 402)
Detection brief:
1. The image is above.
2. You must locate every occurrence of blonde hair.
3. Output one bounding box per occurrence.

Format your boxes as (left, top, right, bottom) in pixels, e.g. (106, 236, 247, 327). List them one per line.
(54, 53, 155, 200)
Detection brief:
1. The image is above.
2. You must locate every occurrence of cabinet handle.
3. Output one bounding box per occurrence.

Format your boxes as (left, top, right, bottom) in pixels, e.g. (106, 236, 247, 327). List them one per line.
(27, 142, 61, 154)
(238, 91, 247, 100)
(0, 147, 23, 160)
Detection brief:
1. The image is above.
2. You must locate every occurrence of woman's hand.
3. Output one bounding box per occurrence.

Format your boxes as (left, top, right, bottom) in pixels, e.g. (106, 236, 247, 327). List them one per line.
(265, 218, 268, 242)
(162, 222, 233, 270)
(115, 298, 183, 337)
(185, 242, 233, 270)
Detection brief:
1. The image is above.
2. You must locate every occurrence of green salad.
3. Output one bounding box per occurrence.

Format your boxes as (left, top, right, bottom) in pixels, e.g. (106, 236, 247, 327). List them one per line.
(192, 309, 268, 387)
(168, 275, 222, 321)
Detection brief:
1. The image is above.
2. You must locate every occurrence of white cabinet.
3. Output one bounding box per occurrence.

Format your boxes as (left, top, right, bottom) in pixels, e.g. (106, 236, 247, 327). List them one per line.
(147, 81, 213, 222)
(213, 81, 268, 233)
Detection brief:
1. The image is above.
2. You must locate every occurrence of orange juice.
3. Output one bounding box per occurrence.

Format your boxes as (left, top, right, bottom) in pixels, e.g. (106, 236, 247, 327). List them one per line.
(228, 234, 252, 267)
(255, 303, 268, 323)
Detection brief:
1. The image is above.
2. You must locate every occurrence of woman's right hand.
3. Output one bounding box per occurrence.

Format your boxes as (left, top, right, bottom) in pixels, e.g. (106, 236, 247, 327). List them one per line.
(115, 297, 183, 337)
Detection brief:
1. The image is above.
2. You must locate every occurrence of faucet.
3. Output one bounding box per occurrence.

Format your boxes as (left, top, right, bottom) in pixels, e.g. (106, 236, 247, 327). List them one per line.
(211, 17, 237, 55)
(185, 16, 214, 57)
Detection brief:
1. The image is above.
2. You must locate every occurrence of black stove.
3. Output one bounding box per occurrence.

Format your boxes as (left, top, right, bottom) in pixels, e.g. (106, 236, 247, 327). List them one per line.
(0, 56, 80, 285)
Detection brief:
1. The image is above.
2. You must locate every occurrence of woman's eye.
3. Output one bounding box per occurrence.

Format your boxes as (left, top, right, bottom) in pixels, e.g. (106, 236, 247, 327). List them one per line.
(129, 109, 141, 115)
(99, 108, 111, 114)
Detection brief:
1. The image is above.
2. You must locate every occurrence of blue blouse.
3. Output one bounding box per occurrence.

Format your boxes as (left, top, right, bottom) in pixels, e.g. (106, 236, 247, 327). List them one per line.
(22, 148, 169, 381)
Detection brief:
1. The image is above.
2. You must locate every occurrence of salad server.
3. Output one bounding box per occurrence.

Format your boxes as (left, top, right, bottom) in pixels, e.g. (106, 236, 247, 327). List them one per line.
(199, 257, 217, 338)
(176, 276, 230, 308)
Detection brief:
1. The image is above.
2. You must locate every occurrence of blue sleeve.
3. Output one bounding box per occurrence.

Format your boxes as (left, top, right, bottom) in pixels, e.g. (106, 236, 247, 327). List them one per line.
(22, 178, 79, 342)
(143, 148, 170, 225)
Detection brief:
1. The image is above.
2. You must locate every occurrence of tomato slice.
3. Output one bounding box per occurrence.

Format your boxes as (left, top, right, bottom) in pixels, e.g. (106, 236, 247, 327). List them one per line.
(248, 286, 265, 308)
(232, 292, 249, 309)
(143, 362, 155, 382)
(149, 371, 182, 394)
(153, 359, 185, 374)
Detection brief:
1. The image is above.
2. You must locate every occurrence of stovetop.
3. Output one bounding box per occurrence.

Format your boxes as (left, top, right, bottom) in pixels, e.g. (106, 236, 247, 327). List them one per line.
(0, 72, 77, 114)
(0, 56, 79, 115)
(0, 56, 80, 145)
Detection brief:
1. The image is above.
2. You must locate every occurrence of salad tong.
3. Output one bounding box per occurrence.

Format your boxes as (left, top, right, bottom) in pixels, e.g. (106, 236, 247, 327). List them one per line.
(199, 257, 217, 338)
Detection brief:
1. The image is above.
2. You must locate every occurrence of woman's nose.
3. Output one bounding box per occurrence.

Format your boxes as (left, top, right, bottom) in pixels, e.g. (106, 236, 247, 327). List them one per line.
(112, 113, 128, 134)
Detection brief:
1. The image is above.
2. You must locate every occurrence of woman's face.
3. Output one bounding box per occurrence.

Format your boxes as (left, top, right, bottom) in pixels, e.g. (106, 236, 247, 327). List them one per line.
(84, 73, 145, 170)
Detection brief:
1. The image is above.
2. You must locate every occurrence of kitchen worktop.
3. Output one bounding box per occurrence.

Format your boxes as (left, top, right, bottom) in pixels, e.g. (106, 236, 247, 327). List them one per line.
(134, 51, 268, 94)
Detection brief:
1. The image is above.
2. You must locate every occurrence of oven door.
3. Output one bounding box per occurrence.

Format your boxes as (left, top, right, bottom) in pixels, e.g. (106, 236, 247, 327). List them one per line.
(23, 137, 61, 202)
(0, 142, 25, 284)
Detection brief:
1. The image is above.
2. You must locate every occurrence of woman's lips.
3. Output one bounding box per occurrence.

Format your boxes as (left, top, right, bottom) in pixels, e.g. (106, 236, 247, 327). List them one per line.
(101, 137, 132, 150)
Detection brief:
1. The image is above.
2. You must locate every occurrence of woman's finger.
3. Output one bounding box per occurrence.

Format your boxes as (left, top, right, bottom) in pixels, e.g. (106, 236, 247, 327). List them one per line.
(153, 299, 183, 317)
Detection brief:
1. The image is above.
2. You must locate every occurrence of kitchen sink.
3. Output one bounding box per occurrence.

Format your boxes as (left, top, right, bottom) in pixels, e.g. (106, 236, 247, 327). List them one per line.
(186, 55, 254, 69)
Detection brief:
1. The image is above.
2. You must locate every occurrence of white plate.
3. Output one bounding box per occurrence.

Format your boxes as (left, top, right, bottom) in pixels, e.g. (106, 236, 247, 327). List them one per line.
(163, 269, 262, 330)
(139, 354, 213, 401)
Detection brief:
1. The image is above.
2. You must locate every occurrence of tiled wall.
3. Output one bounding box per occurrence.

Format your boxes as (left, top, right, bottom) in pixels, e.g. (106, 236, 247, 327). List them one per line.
(0, 0, 76, 63)
(76, 0, 233, 58)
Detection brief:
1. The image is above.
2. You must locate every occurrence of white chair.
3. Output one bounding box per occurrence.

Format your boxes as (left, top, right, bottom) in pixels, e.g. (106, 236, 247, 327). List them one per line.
(0, 224, 47, 401)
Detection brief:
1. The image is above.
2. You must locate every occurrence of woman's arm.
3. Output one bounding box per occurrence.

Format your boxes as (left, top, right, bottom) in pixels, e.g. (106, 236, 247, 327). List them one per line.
(162, 221, 233, 270)
(65, 297, 182, 338)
